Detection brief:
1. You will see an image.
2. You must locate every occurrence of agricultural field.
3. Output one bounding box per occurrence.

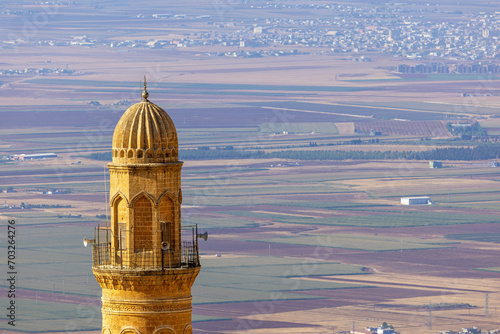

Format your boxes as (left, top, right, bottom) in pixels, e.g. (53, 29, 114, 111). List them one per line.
(2, 131, 500, 333)
(2, 83, 500, 333)
(2, 77, 500, 334)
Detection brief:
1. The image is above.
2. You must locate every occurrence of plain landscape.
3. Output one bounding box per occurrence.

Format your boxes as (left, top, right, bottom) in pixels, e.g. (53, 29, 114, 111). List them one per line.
(1, 0, 500, 333)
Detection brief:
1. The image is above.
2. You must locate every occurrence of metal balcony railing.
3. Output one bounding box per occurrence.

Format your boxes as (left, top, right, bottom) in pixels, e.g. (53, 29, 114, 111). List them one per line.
(91, 224, 200, 270)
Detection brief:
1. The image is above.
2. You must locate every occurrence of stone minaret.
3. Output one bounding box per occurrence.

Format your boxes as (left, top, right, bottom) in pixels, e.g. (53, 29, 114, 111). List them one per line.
(89, 82, 200, 334)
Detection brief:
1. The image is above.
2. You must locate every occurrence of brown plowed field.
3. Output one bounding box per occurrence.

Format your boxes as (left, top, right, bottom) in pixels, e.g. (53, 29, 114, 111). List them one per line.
(355, 120, 451, 137)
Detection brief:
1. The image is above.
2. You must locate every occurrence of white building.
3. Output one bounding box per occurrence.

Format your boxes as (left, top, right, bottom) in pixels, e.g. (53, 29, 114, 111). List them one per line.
(12, 153, 57, 161)
(401, 196, 432, 205)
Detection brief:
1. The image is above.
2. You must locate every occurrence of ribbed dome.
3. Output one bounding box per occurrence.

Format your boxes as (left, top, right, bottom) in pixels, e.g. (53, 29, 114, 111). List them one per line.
(112, 98, 178, 164)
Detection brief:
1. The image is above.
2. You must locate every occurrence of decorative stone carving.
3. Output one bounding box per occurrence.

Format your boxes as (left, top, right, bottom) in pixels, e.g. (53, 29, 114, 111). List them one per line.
(183, 325, 193, 334)
(102, 298, 192, 314)
(153, 326, 176, 334)
(120, 328, 142, 334)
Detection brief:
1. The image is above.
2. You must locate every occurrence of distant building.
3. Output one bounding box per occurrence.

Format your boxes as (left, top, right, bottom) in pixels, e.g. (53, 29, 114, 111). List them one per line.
(377, 329, 395, 334)
(354, 326, 397, 334)
(451, 123, 471, 128)
(401, 196, 432, 205)
(429, 161, 442, 168)
(12, 153, 57, 161)
(152, 13, 172, 19)
(441, 327, 493, 334)
(397, 63, 450, 74)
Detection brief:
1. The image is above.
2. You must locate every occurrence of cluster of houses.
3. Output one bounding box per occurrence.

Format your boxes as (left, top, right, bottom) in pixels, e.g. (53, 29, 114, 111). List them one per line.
(0, 67, 77, 76)
(398, 62, 500, 75)
(440, 327, 495, 334)
(350, 325, 499, 334)
(135, 8, 500, 61)
(7, 153, 57, 161)
(3, 4, 500, 61)
(352, 325, 397, 334)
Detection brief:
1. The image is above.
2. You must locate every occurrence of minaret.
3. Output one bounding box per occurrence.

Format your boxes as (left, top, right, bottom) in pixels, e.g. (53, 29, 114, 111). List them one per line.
(88, 81, 201, 334)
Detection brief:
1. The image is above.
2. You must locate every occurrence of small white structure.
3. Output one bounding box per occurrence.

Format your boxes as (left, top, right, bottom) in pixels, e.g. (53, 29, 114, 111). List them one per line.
(12, 153, 57, 161)
(401, 196, 432, 205)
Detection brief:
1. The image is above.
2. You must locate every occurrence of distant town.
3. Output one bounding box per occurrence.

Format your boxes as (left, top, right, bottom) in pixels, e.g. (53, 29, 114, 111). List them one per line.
(349, 324, 499, 334)
(0, 67, 79, 76)
(2, 3, 500, 62)
(5, 153, 58, 160)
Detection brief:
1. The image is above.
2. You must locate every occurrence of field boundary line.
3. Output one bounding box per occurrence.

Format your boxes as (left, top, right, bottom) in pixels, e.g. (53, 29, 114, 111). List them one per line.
(261, 106, 373, 119)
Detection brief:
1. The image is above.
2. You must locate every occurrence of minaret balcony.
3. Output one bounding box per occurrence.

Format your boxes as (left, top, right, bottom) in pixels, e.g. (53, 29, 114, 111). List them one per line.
(90, 224, 201, 272)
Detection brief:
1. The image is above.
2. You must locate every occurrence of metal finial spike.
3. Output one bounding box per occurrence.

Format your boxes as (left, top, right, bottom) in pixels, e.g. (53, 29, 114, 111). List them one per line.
(142, 76, 149, 102)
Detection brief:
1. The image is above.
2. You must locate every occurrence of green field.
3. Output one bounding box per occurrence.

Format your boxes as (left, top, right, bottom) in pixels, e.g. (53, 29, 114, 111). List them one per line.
(248, 234, 458, 251)
(25, 78, 381, 93)
(193, 256, 370, 304)
(259, 122, 339, 134)
(223, 210, 499, 228)
(446, 233, 500, 243)
(0, 298, 101, 332)
(475, 267, 500, 273)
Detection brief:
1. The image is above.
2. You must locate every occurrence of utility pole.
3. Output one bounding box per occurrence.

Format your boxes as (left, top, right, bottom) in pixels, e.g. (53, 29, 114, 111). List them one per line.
(485, 293, 489, 315)
(429, 302, 432, 330)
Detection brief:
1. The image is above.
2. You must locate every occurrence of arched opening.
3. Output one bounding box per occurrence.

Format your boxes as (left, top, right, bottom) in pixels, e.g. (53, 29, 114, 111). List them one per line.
(113, 196, 128, 266)
(137, 149, 144, 159)
(133, 196, 153, 253)
(127, 149, 134, 158)
(120, 149, 125, 158)
(158, 195, 176, 267)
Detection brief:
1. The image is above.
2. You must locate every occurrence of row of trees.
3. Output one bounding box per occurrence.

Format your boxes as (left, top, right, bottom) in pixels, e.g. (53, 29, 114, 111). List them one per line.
(446, 121, 487, 140)
(2, 186, 15, 193)
(180, 145, 500, 161)
(87, 152, 112, 161)
(86, 144, 500, 162)
(419, 303, 476, 310)
(20, 203, 71, 209)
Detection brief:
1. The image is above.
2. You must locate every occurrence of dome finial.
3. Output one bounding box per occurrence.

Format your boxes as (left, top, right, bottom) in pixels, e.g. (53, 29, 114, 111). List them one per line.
(142, 75, 149, 102)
